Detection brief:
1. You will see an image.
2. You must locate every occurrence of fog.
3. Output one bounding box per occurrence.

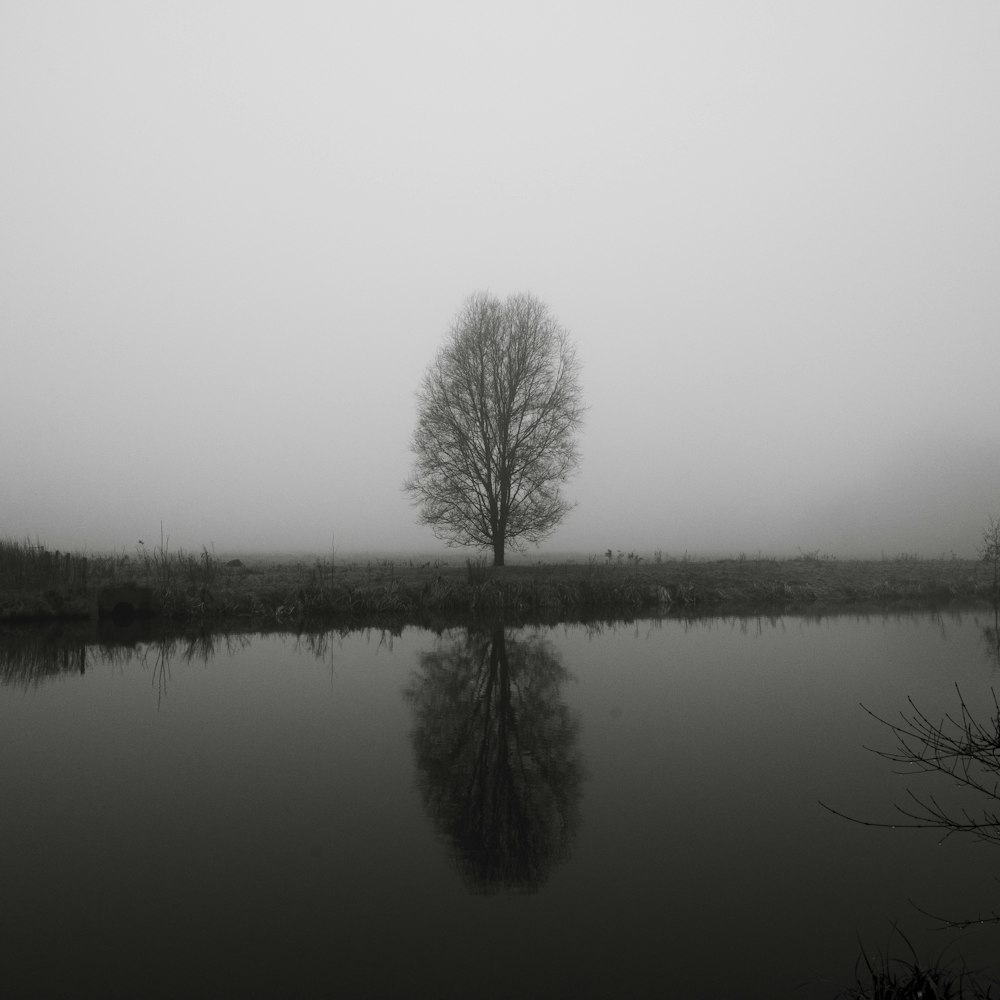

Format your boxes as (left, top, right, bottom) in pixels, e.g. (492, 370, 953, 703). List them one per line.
(2, 2, 998, 560)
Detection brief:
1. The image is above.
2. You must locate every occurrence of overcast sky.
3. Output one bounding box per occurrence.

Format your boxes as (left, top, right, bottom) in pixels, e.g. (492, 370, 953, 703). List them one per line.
(2, 2, 998, 559)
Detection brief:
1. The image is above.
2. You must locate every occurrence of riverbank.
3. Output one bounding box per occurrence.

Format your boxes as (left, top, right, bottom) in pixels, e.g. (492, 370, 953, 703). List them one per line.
(1, 539, 995, 626)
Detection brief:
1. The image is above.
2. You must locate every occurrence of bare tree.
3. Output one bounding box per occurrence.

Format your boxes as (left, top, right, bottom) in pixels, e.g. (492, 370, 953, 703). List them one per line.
(404, 292, 584, 566)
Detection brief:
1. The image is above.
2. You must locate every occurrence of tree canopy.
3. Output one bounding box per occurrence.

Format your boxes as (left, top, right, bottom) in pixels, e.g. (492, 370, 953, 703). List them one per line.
(405, 292, 583, 566)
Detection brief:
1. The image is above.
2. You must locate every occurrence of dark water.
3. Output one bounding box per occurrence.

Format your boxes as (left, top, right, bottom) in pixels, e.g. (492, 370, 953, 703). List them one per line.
(2, 612, 1000, 998)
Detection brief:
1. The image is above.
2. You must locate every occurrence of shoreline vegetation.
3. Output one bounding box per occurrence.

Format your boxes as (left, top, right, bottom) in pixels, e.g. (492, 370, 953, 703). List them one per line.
(1, 537, 996, 629)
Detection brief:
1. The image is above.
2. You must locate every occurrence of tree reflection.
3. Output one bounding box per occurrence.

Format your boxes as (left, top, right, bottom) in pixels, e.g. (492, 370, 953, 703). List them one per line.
(979, 606, 1000, 668)
(405, 624, 583, 893)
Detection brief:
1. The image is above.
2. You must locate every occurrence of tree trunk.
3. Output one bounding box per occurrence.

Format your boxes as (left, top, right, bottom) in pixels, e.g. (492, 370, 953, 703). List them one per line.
(493, 537, 505, 567)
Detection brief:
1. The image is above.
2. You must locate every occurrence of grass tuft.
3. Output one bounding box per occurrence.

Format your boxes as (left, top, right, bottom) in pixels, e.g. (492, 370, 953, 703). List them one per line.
(465, 556, 491, 585)
(837, 926, 998, 999)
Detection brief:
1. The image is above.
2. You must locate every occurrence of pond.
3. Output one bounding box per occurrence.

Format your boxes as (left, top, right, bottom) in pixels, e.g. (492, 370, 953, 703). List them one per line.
(2, 611, 1000, 998)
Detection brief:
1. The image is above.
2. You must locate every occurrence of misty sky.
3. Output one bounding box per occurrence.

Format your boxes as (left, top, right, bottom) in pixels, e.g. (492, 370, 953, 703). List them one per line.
(2, 2, 998, 559)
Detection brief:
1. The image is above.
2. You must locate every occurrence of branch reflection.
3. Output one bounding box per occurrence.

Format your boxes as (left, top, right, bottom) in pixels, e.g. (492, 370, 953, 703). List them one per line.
(406, 624, 583, 893)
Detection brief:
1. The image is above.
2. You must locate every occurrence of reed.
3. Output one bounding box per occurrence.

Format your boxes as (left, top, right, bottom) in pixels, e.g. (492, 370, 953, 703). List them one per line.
(0, 538, 89, 592)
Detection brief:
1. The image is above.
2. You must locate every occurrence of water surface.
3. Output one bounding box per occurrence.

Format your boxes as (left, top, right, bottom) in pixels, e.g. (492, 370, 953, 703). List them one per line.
(2, 612, 999, 998)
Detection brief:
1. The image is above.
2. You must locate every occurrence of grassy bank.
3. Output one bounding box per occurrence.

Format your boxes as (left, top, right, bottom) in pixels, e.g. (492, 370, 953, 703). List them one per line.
(1, 539, 996, 626)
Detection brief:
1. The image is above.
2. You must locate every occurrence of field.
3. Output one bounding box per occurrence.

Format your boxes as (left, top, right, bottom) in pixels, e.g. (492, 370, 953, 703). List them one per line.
(0, 538, 995, 627)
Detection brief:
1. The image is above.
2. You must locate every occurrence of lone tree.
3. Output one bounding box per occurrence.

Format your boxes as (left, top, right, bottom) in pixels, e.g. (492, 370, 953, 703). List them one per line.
(405, 292, 583, 566)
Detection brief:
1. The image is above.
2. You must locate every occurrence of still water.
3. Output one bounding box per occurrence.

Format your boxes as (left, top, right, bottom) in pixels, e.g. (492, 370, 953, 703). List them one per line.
(2, 612, 1000, 998)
